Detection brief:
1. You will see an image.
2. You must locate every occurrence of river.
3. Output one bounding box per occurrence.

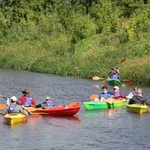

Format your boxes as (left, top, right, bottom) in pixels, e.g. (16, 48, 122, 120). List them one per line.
(0, 68, 150, 150)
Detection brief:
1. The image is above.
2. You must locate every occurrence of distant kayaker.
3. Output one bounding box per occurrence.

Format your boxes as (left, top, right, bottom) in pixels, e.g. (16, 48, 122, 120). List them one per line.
(19, 89, 36, 107)
(128, 88, 150, 105)
(4, 96, 28, 116)
(112, 86, 126, 99)
(108, 67, 120, 79)
(126, 86, 138, 99)
(95, 85, 112, 102)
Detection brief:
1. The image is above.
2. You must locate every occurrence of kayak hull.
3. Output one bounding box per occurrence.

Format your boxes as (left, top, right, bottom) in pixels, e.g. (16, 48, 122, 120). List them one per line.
(83, 99, 126, 110)
(125, 104, 148, 114)
(107, 79, 121, 85)
(4, 113, 27, 125)
(25, 104, 80, 116)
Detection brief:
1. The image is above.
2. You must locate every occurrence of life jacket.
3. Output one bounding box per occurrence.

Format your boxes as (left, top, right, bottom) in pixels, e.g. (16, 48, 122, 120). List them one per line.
(44, 101, 54, 108)
(99, 92, 112, 99)
(110, 73, 119, 79)
(132, 91, 137, 96)
(112, 91, 125, 97)
(8, 104, 17, 113)
(23, 96, 32, 106)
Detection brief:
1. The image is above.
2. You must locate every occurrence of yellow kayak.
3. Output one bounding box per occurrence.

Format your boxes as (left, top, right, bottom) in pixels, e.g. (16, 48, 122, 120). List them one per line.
(125, 104, 148, 114)
(4, 113, 27, 125)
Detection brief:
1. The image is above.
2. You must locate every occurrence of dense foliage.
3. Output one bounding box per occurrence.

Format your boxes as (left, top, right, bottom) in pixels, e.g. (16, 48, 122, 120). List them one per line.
(0, 0, 150, 85)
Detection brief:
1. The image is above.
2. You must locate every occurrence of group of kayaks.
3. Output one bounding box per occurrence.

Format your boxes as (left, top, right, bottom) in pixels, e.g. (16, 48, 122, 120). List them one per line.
(83, 98, 148, 114)
(2, 97, 149, 125)
(3, 102, 80, 125)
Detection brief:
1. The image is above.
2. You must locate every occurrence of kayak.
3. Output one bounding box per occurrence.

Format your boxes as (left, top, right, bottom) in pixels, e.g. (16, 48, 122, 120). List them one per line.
(107, 79, 121, 85)
(4, 113, 27, 125)
(25, 102, 80, 116)
(83, 99, 127, 110)
(125, 104, 148, 114)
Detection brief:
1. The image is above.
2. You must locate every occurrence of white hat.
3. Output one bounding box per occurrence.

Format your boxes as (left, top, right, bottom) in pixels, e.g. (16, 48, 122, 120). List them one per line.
(45, 96, 51, 100)
(11, 96, 18, 101)
(114, 86, 119, 89)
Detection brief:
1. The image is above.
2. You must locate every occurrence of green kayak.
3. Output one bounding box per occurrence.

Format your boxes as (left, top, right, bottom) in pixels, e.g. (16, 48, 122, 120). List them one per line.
(83, 99, 126, 110)
(107, 79, 121, 85)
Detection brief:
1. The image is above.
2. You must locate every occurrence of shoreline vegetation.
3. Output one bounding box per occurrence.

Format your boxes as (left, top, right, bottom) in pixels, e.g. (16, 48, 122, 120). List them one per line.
(0, 1, 150, 85)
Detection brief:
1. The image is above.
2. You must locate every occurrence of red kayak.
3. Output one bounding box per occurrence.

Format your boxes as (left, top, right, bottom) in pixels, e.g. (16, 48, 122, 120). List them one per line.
(25, 102, 80, 116)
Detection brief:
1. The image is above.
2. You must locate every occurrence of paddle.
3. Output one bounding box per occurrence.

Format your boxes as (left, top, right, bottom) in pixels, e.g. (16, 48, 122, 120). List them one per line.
(92, 58, 127, 82)
(92, 76, 133, 83)
(0, 104, 7, 110)
(90, 94, 126, 101)
(68, 102, 80, 107)
(118, 58, 126, 66)
(90, 94, 98, 100)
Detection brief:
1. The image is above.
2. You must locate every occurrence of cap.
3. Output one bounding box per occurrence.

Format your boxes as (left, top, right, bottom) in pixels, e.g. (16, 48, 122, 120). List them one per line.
(11, 96, 18, 102)
(45, 96, 51, 100)
(114, 86, 119, 89)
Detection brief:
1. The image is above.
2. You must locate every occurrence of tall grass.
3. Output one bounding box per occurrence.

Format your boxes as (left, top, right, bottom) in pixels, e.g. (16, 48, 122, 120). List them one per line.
(0, 28, 150, 85)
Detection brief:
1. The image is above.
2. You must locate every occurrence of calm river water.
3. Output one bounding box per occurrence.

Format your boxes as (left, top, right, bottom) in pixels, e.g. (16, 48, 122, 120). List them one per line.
(0, 69, 150, 150)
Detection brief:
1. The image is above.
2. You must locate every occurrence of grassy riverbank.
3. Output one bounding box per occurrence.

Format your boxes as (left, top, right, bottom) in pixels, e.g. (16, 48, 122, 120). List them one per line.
(0, 30, 150, 85)
(0, 1, 150, 85)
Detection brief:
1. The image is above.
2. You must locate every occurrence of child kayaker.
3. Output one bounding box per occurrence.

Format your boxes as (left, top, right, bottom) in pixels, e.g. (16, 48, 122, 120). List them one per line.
(95, 85, 112, 102)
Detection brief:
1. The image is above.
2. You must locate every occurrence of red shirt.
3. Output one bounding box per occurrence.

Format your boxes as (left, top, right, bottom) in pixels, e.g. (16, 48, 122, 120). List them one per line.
(20, 95, 36, 106)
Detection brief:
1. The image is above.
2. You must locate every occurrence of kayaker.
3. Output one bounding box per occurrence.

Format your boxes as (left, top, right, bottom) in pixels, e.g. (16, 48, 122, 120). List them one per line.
(4, 96, 28, 116)
(112, 86, 126, 99)
(128, 88, 150, 105)
(35, 96, 55, 108)
(19, 89, 36, 107)
(6, 97, 21, 106)
(108, 68, 120, 79)
(126, 86, 138, 99)
(95, 85, 112, 102)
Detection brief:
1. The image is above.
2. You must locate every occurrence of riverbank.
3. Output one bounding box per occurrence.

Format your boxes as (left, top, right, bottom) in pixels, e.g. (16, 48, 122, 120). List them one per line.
(0, 32, 150, 85)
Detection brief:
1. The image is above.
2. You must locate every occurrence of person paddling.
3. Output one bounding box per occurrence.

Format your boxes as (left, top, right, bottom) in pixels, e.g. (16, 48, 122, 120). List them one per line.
(112, 86, 126, 99)
(19, 89, 36, 107)
(126, 86, 138, 99)
(108, 68, 120, 79)
(95, 85, 112, 102)
(36, 96, 55, 108)
(4, 96, 28, 116)
(128, 88, 150, 105)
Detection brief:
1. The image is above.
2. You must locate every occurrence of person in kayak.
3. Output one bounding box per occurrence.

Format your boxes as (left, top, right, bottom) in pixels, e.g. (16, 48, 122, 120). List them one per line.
(4, 96, 28, 116)
(19, 89, 36, 107)
(126, 86, 138, 99)
(95, 85, 112, 102)
(112, 86, 126, 99)
(42, 96, 55, 108)
(108, 68, 120, 79)
(128, 88, 150, 105)
(35, 96, 55, 108)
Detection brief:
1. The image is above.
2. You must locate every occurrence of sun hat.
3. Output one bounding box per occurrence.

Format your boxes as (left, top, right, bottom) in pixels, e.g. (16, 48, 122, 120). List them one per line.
(11, 96, 18, 102)
(22, 89, 30, 94)
(114, 86, 119, 89)
(45, 96, 51, 100)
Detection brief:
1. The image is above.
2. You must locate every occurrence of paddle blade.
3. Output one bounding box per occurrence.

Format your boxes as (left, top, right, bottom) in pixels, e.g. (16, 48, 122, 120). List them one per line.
(102, 80, 106, 83)
(68, 102, 80, 107)
(90, 94, 98, 100)
(0, 104, 7, 110)
(120, 58, 126, 64)
(92, 76, 100, 80)
(122, 79, 134, 83)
